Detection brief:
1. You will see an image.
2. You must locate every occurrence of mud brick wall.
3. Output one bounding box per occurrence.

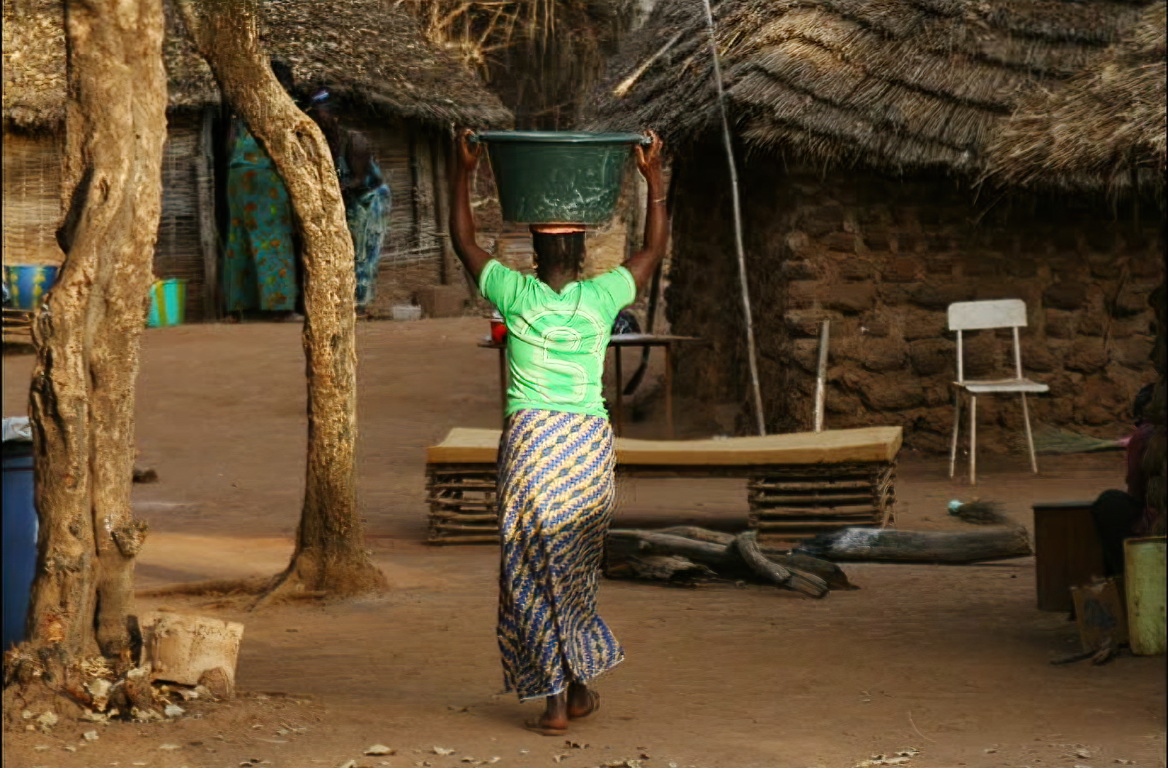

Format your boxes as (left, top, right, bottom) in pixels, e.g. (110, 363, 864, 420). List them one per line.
(666, 145, 1164, 451)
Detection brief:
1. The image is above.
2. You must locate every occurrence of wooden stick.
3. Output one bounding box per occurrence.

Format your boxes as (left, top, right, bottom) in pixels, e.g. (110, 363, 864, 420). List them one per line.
(814, 320, 829, 432)
(700, 0, 766, 436)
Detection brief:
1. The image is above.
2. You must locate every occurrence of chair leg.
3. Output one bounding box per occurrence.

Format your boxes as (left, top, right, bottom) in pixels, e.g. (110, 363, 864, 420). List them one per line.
(949, 389, 962, 479)
(1021, 392, 1038, 474)
(969, 395, 977, 485)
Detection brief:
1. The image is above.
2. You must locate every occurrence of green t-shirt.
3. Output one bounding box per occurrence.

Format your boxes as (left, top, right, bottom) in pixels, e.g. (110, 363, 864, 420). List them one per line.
(479, 259, 637, 419)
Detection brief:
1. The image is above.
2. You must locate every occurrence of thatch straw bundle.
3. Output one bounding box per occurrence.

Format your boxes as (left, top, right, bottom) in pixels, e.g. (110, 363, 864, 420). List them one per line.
(398, 0, 636, 129)
(587, 0, 1159, 179)
(3, 0, 511, 131)
(985, 2, 1166, 193)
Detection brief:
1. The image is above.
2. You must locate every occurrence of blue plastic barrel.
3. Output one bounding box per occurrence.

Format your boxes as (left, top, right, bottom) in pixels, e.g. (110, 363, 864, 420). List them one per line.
(6, 264, 59, 310)
(2, 438, 37, 650)
(147, 278, 188, 328)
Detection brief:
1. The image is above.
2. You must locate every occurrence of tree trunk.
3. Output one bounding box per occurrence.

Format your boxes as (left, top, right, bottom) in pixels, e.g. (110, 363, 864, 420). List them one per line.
(17, 0, 166, 683)
(177, 0, 385, 598)
(796, 526, 1033, 564)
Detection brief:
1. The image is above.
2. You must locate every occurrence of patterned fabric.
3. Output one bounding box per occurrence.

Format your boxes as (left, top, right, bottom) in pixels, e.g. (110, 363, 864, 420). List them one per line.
(497, 409, 624, 701)
(338, 152, 391, 308)
(222, 119, 297, 313)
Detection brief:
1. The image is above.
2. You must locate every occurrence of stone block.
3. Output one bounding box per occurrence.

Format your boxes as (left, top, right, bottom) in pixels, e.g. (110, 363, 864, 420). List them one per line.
(859, 316, 890, 337)
(962, 333, 999, 377)
(1020, 340, 1057, 373)
(864, 231, 893, 252)
(824, 232, 858, 253)
(823, 283, 877, 314)
(839, 259, 877, 281)
(909, 283, 973, 310)
(801, 206, 844, 237)
(1130, 251, 1165, 278)
(861, 380, 926, 411)
(825, 386, 863, 415)
(788, 280, 819, 308)
(784, 231, 815, 258)
(1044, 309, 1077, 339)
(791, 339, 821, 372)
(925, 257, 954, 276)
(1112, 335, 1154, 369)
(1085, 228, 1117, 252)
(1082, 311, 1111, 339)
(1066, 338, 1108, 373)
(860, 339, 908, 372)
(784, 310, 835, 338)
(415, 285, 469, 318)
(908, 339, 954, 376)
(1043, 282, 1089, 310)
(1087, 253, 1122, 279)
(962, 254, 1002, 278)
(899, 233, 924, 253)
(1110, 286, 1150, 318)
(882, 256, 920, 283)
(903, 309, 947, 341)
(1005, 258, 1038, 278)
(781, 258, 817, 279)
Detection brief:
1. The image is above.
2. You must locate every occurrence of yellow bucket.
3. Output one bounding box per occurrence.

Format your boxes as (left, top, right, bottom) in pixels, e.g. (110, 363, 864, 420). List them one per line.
(1125, 536, 1166, 655)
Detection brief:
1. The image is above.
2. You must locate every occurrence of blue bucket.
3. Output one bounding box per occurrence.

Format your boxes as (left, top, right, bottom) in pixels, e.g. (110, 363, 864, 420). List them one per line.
(6, 265, 59, 310)
(2, 439, 37, 650)
(147, 279, 187, 328)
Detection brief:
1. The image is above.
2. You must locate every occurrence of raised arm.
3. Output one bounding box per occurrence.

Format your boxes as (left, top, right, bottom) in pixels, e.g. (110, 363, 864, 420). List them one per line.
(449, 129, 493, 282)
(623, 131, 668, 291)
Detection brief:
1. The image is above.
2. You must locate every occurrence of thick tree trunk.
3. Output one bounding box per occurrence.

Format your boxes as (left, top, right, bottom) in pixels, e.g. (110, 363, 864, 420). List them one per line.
(796, 526, 1033, 563)
(178, 0, 384, 598)
(19, 0, 166, 679)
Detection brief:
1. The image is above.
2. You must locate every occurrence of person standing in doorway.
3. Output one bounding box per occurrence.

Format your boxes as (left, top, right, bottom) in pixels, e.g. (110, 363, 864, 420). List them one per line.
(307, 90, 391, 314)
(221, 59, 300, 320)
(449, 129, 667, 735)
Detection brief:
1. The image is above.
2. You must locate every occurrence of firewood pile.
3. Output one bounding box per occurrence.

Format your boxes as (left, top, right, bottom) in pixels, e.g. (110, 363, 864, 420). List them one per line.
(604, 526, 857, 599)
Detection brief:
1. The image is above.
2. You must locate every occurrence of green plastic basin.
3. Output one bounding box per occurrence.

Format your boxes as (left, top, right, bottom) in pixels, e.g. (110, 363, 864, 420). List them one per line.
(474, 131, 647, 225)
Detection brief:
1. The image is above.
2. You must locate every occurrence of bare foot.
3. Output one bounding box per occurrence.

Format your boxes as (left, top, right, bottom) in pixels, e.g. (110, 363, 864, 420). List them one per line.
(525, 692, 568, 735)
(567, 682, 599, 720)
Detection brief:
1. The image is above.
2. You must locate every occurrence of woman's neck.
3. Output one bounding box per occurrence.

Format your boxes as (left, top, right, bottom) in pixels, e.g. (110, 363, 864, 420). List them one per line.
(538, 267, 579, 294)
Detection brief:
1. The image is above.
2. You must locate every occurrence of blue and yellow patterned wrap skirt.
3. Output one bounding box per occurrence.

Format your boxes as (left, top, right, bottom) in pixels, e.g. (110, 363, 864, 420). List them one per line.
(497, 409, 624, 701)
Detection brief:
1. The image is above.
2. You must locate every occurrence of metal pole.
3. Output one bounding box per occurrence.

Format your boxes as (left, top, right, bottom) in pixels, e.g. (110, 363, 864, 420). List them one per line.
(700, 0, 766, 436)
(814, 320, 830, 432)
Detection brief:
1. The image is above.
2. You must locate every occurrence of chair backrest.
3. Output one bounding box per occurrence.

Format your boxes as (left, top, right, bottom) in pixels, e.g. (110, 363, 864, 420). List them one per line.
(948, 299, 1027, 331)
(947, 299, 1029, 382)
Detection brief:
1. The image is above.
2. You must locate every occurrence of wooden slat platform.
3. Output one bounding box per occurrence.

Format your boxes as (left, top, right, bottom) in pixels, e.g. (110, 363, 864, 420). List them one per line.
(2, 308, 33, 346)
(426, 427, 902, 545)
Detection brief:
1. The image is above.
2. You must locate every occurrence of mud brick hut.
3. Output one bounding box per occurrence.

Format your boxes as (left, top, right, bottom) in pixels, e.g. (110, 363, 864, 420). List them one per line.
(2, 0, 510, 322)
(588, 0, 1166, 449)
(985, 3, 1165, 525)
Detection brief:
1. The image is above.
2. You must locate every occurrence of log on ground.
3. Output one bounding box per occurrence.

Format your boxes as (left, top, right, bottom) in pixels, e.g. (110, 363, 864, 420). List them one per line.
(796, 526, 1033, 563)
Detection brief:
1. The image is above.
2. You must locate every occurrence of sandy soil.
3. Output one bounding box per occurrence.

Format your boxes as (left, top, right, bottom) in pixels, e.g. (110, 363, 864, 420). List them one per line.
(2, 318, 1165, 768)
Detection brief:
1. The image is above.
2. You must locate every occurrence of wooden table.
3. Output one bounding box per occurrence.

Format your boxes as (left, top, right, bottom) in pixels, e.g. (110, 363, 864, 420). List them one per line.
(478, 333, 701, 438)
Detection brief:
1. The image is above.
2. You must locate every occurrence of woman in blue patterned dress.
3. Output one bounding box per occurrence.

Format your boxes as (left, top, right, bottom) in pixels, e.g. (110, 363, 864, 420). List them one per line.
(309, 92, 391, 312)
(450, 129, 667, 735)
(221, 61, 299, 318)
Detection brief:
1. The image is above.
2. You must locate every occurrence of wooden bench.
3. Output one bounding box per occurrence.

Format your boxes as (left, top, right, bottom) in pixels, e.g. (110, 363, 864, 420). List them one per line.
(426, 426, 903, 545)
(2, 308, 33, 346)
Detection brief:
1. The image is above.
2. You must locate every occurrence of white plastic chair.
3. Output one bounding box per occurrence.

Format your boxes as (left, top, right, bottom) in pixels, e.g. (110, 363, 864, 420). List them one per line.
(947, 299, 1049, 484)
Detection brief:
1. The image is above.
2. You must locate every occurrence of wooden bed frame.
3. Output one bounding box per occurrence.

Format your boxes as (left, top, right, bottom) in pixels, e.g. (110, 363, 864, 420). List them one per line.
(426, 426, 903, 545)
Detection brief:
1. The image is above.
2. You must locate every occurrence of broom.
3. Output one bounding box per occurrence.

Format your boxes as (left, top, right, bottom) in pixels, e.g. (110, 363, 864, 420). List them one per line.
(1011, 424, 1125, 455)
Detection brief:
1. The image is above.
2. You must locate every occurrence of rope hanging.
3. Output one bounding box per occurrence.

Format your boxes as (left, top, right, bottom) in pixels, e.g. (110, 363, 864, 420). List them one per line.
(699, 0, 767, 435)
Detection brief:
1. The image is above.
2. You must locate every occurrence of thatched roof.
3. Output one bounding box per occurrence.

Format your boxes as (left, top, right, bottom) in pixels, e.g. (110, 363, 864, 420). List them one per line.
(586, 0, 1157, 177)
(985, 2, 1166, 192)
(2, 0, 511, 132)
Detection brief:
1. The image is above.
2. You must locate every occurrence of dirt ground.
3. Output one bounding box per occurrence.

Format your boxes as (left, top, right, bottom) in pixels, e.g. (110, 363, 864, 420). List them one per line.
(2, 318, 1165, 768)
